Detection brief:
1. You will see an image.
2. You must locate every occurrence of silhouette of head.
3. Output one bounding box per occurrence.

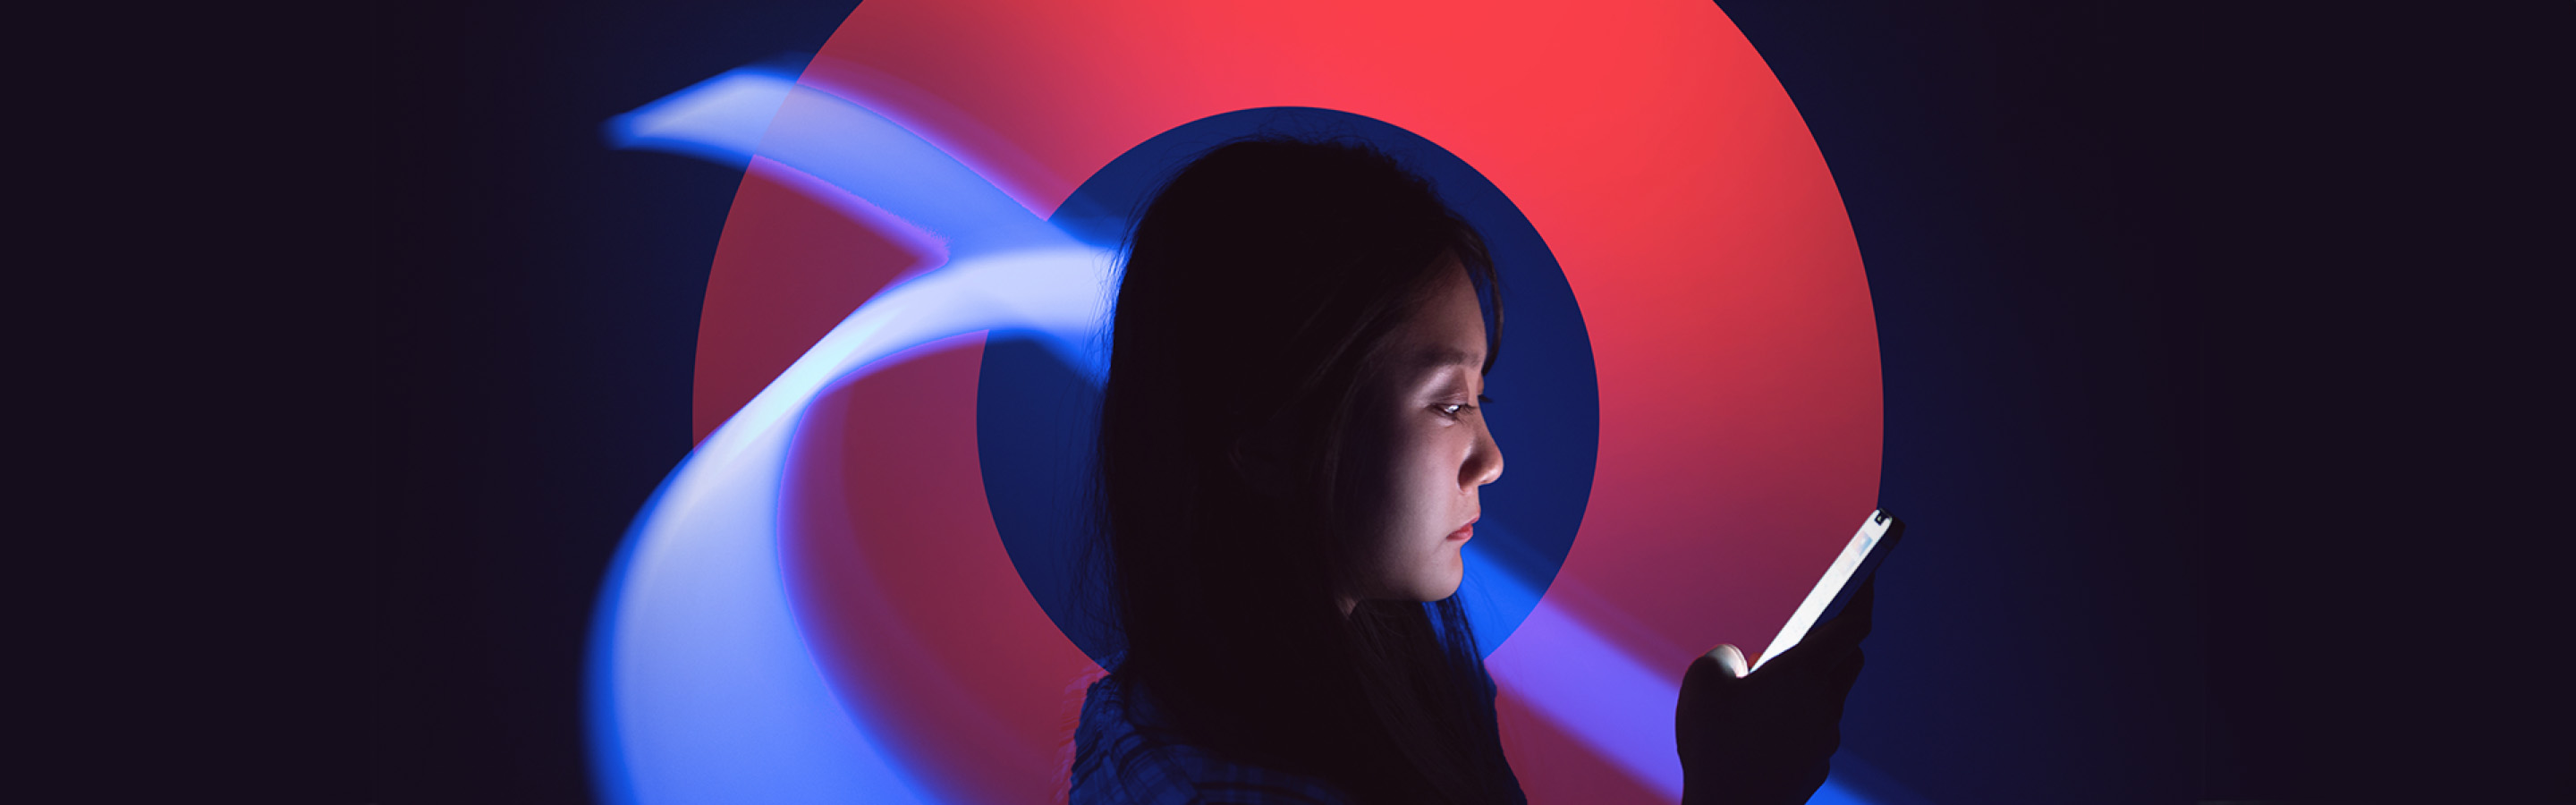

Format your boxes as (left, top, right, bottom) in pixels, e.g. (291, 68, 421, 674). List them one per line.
(1093, 137, 1520, 804)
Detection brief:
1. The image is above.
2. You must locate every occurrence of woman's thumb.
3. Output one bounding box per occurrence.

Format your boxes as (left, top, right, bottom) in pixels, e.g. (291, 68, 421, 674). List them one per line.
(1706, 643, 1750, 680)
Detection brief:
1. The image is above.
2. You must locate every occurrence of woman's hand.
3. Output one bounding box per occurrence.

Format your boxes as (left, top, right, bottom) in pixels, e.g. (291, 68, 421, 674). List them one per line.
(1674, 578, 1874, 805)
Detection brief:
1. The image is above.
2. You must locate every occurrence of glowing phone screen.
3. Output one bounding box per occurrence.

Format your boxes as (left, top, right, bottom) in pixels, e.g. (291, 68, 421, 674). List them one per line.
(1752, 509, 1901, 672)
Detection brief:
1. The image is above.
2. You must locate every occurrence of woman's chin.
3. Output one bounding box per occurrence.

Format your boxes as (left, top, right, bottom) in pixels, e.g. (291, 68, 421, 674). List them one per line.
(1385, 550, 1468, 603)
(1399, 579, 1465, 604)
(1429, 565, 1466, 600)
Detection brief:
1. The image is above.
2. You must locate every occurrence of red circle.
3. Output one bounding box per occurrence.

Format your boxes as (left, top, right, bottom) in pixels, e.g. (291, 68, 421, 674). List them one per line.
(694, 4, 1880, 802)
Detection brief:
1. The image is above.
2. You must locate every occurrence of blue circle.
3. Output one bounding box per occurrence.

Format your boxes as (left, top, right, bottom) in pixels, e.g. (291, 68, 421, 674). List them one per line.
(978, 107, 1599, 663)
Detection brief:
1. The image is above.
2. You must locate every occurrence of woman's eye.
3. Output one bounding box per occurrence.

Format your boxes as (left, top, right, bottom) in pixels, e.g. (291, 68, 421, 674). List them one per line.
(1436, 403, 1468, 417)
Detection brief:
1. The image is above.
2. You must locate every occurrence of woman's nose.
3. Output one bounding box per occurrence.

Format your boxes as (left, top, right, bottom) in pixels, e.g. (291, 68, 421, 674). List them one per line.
(1464, 419, 1504, 488)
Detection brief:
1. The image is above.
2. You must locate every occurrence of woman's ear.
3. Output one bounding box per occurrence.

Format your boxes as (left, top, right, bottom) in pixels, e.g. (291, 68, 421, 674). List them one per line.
(1228, 419, 1298, 496)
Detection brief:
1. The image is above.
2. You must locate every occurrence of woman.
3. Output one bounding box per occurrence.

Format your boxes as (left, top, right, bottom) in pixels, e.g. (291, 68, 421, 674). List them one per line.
(1071, 139, 1870, 805)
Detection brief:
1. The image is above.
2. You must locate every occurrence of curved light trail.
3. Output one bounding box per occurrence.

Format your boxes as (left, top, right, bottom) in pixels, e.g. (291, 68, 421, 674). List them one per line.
(589, 63, 1897, 805)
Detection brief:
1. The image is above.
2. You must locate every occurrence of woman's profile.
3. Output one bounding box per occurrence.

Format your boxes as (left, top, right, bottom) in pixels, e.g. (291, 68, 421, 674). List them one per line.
(1070, 138, 1872, 805)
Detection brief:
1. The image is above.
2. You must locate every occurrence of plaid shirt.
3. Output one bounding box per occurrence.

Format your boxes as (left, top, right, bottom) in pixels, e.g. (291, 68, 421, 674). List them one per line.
(1070, 674, 1357, 805)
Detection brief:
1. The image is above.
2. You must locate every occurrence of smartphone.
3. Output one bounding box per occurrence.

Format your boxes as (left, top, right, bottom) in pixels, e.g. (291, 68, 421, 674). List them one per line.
(1750, 509, 1906, 672)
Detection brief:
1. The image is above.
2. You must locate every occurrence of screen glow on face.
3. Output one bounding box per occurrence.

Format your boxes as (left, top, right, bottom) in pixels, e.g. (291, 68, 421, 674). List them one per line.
(589, 3, 1890, 803)
(1331, 261, 1503, 610)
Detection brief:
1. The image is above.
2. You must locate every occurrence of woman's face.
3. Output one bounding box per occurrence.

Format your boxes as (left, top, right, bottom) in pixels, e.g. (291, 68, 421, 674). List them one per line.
(1335, 257, 1505, 612)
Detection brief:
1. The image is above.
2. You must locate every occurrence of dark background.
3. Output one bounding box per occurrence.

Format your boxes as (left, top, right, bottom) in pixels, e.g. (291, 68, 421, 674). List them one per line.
(375, 2, 2568, 803)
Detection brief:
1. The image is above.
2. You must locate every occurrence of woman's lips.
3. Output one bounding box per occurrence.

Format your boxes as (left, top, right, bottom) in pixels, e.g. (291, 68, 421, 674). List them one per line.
(1447, 521, 1476, 541)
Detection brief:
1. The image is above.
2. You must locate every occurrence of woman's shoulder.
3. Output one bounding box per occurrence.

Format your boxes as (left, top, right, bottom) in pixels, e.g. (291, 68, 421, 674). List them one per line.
(1072, 673, 1357, 805)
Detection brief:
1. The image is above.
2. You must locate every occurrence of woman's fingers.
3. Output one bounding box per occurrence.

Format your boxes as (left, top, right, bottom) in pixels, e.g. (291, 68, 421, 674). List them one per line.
(1819, 576, 1877, 640)
(1829, 646, 1865, 695)
(1798, 576, 1878, 661)
(1843, 576, 1877, 629)
(1676, 579, 1880, 805)
(1773, 623, 1862, 677)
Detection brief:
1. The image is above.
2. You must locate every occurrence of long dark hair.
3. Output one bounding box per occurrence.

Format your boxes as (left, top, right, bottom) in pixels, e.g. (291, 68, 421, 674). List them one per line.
(1089, 138, 1521, 804)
